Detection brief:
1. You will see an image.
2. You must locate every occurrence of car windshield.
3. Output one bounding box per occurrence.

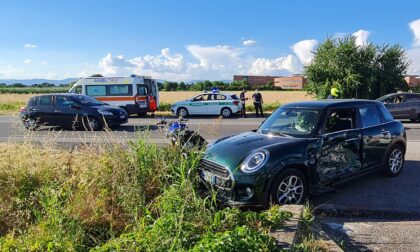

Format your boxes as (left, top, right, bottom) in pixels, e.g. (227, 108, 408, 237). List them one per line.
(258, 107, 321, 137)
(73, 95, 104, 106)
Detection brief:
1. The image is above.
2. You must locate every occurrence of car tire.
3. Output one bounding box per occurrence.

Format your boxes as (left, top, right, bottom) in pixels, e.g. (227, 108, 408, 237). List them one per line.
(85, 116, 102, 131)
(384, 144, 405, 177)
(221, 107, 232, 118)
(270, 168, 308, 205)
(177, 107, 189, 117)
(23, 117, 39, 130)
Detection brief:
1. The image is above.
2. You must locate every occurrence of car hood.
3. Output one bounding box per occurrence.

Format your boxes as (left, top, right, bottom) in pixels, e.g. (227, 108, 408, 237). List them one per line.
(204, 131, 311, 174)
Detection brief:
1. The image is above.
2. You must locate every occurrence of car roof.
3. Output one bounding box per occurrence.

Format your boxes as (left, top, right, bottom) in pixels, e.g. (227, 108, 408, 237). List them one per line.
(32, 93, 86, 97)
(382, 92, 420, 96)
(282, 99, 381, 109)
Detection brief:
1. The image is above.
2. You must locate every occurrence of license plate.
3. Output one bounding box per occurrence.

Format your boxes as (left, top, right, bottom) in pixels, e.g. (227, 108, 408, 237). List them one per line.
(120, 115, 125, 119)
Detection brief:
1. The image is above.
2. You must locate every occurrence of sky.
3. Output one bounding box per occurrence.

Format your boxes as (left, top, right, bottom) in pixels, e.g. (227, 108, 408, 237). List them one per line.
(1, 0, 420, 81)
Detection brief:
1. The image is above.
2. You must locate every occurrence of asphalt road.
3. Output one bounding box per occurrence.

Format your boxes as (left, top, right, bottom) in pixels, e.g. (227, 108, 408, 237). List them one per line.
(2, 115, 420, 250)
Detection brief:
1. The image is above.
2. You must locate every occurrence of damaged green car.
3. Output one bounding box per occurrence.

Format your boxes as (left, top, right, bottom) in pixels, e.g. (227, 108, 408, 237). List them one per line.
(198, 100, 406, 206)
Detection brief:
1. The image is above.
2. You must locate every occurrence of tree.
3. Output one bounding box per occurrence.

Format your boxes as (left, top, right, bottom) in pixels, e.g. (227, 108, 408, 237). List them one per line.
(305, 36, 410, 99)
(178, 81, 187, 90)
(163, 81, 178, 91)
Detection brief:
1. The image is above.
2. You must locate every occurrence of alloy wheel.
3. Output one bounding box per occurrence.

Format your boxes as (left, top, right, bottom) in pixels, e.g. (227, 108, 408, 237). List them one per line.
(87, 117, 100, 131)
(179, 108, 188, 117)
(221, 108, 231, 118)
(276, 175, 304, 204)
(389, 148, 403, 174)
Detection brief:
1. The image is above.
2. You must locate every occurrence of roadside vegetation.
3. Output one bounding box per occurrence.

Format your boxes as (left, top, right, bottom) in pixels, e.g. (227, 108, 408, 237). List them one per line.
(0, 139, 298, 251)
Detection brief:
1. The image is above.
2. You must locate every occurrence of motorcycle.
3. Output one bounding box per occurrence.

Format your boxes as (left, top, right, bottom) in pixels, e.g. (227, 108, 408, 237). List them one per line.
(156, 117, 207, 150)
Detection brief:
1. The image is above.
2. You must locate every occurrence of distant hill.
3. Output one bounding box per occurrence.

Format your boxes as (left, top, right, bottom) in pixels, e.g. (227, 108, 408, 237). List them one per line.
(0, 78, 79, 86)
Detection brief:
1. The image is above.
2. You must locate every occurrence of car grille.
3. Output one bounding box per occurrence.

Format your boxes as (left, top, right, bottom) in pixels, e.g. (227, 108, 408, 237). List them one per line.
(198, 159, 233, 188)
(198, 159, 230, 178)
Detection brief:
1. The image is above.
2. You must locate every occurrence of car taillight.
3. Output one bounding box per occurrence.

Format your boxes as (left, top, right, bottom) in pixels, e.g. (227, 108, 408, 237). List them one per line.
(233, 100, 239, 105)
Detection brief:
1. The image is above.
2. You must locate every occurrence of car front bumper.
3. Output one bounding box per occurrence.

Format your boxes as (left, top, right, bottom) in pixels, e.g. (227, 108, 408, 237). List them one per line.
(104, 115, 128, 126)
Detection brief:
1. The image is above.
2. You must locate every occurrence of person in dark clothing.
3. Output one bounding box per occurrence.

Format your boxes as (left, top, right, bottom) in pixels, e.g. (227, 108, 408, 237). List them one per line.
(252, 89, 264, 117)
(239, 89, 248, 118)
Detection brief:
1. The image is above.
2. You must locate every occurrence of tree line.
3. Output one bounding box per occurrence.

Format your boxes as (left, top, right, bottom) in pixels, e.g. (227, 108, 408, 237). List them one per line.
(0, 82, 72, 88)
(158, 80, 282, 91)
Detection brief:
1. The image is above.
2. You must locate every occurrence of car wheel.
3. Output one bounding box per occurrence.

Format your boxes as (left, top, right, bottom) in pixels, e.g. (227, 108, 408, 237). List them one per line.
(23, 118, 39, 130)
(384, 144, 405, 177)
(177, 107, 189, 117)
(221, 107, 232, 118)
(270, 168, 307, 205)
(86, 116, 102, 131)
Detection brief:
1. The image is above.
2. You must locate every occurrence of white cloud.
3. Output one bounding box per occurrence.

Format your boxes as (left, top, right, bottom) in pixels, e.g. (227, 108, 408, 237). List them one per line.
(24, 43, 37, 49)
(40, 60, 48, 65)
(352, 29, 370, 46)
(409, 19, 420, 46)
(248, 55, 298, 75)
(243, 39, 257, 46)
(24, 59, 33, 64)
(292, 39, 318, 65)
(98, 53, 135, 76)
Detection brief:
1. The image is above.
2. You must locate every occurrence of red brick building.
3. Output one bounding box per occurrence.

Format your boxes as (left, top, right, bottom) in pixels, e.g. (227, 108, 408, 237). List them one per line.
(274, 75, 307, 90)
(233, 75, 279, 86)
(404, 75, 420, 88)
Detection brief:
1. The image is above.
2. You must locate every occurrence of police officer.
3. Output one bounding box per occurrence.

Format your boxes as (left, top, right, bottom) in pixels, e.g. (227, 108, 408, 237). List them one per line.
(252, 89, 264, 117)
(239, 89, 248, 118)
(327, 87, 339, 99)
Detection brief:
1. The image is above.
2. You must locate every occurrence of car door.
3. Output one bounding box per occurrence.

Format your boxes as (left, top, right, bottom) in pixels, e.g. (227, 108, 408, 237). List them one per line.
(405, 94, 420, 120)
(54, 95, 80, 127)
(36, 95, 55, 125)
(317, 108, 362, 183)
(359, 104, 391, 168)
(384, 94, 405, 119)
(211, 94, 228, 115)
(189, 94, 207, 114)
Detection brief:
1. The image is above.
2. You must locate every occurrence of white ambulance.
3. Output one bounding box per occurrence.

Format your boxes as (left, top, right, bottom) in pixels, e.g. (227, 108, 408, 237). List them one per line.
(69, 75, 159, 116)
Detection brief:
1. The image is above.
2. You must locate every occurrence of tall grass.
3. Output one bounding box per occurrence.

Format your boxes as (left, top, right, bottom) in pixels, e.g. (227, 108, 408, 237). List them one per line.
(0, 138, 292, 251)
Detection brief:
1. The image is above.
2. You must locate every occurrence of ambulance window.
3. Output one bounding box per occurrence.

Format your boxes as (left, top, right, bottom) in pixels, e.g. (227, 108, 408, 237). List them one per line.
(86, 85, 106, 96)
(137, 85, 148, 96)
(109, 85, 132, 96)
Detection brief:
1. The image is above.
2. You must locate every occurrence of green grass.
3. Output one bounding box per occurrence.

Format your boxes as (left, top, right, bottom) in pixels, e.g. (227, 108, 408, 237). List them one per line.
(0, 87, 69, 94)
(0, 101, 25, 114)
(0, 139, 294, 251)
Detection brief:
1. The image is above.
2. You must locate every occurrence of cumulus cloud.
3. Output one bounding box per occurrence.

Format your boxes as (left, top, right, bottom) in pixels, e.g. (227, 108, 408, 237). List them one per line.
(99, 53, 136, 76)
(24, 44, 37, 48)
(24, 59, 33, 64)
(243, 39, 257, 46)
(352, 29, 370, 46)
(292, 39, 318, 65)
(248, 55, 298, 75)
(409, 19, 420, 46)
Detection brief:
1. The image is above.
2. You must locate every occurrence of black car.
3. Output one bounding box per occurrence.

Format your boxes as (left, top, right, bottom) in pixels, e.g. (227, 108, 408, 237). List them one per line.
(20, 94, 128, 130)
(376, 92, 420, 122)
(198, 100, 406, 206)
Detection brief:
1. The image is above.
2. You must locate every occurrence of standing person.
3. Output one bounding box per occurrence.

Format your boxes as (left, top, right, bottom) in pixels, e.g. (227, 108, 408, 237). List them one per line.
(252, 89, 264, 117)
(239, 89, 248, 118)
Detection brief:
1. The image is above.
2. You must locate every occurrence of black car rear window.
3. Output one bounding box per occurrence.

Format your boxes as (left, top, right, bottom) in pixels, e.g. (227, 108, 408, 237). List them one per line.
(359, 105, 381, 128)
(378, 104, 393, 122)
(39, 96, 52, 106)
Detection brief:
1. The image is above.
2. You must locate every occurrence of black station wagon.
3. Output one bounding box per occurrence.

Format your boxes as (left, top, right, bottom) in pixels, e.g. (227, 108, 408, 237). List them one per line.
(198, 100, 406, 206)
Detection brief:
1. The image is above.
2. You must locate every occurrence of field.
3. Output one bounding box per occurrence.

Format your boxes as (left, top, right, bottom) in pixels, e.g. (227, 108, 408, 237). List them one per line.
(0, 91, 314, 114)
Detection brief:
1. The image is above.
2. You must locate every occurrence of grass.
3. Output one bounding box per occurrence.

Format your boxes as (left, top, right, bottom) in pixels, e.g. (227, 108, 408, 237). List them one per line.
(0, 137, 296, 251)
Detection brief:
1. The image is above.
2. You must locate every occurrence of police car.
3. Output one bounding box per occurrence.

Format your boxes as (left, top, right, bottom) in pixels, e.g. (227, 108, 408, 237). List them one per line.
(171, 90, 241, 118)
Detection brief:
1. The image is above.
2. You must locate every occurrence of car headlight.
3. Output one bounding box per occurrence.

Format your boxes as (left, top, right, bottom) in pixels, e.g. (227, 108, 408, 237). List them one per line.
(240, 150, 270, 173)
(98, 109, 113, 116)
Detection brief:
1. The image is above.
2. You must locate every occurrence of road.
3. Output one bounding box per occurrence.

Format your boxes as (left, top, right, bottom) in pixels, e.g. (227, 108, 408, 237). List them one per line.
(2, 115, 420, 250)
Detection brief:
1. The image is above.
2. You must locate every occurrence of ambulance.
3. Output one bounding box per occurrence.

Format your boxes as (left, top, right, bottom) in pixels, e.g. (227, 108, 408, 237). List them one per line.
(69, 75, 159, 116)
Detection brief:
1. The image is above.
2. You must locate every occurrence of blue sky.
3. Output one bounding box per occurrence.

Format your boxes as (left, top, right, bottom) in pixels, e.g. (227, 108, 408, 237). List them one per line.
(1, 0, 420, 80)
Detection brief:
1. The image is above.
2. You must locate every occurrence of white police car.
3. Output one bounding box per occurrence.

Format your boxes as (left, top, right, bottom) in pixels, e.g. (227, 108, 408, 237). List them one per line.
(171, 90, 241, 118)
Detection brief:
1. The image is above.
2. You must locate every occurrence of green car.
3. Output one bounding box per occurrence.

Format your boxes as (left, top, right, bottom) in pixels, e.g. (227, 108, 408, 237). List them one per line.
(198, 100, 406, 206)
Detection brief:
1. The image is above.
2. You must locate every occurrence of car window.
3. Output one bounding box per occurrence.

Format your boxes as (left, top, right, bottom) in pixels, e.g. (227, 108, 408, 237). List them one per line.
(137, 85, 148, 96)
(231, 94, 239, 100)
(378, 104, 393, 122)
(86, 85, 106, 96)
(214, 94, 226, 100)
(39, 96, 52, 106)
(359, 105, 381, 128)
(406, 94, 420, 102)
(324, 109, 356, 134)
(193, 95, 203, 101)
(56, 96, 76, 108)
(109, 85, 132, 96)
